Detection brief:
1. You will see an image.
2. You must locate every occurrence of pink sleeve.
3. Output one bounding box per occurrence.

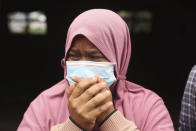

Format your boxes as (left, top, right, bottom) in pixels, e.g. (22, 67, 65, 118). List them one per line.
(100, 110, 139, 131)
(50, 111, 139, 131)
(17, 93, 82, 131)
(50, 118, 82, 131)
(17, 94, 50, 131)
(100, 97, 174, 131)
(143, 99, 174, 131)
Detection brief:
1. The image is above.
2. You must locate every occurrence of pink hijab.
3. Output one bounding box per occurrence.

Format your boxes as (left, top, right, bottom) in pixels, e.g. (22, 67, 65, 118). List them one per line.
(18, 9, 174, 131)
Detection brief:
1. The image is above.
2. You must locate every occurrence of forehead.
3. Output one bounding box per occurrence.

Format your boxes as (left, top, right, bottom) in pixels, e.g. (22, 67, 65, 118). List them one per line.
(70, 35, 99, 50)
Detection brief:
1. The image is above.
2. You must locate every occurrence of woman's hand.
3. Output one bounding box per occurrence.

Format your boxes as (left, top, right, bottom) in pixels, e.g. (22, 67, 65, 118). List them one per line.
(95, 77, 115, 124)
(66, 75, 113, 131)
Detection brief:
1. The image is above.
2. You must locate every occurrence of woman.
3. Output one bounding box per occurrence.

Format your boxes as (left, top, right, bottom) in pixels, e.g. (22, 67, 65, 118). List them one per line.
(18, 9, 174, 131)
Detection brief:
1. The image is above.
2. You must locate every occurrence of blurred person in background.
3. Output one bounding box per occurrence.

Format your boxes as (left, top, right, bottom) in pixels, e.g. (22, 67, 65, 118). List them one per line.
(179, 65, 196, 131)
(17, 9, 174, 131)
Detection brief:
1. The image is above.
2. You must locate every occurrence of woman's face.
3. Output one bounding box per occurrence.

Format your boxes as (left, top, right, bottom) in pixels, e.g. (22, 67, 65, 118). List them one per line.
(67, 36, 109, 62)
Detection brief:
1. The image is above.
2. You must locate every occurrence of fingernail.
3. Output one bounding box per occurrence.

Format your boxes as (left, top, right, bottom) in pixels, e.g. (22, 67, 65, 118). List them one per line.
(71, 76, 77, 80)
(107, 102, 113, 106)
(92, 76, 97, 82)
(70, 83, 74, 87)
(100, 82, 107, 87)
(95, 74, 99, 77)
(105, 90, 111, 95)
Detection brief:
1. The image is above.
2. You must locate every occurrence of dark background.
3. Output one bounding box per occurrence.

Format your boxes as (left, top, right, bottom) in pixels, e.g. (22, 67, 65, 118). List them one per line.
(0, 0, 196, 130)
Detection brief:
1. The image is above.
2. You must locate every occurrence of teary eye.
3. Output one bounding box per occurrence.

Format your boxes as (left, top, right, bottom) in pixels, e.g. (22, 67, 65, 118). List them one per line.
(67, 53, 81, 60)
(89, 55, 104, 59)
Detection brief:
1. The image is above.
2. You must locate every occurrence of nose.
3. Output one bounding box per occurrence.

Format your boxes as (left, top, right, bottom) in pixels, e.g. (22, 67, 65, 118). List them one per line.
(79, 56, 89, 61)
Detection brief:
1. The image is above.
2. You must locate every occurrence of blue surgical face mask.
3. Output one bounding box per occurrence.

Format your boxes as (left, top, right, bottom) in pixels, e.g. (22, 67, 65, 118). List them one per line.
(66, 61, 116, 87)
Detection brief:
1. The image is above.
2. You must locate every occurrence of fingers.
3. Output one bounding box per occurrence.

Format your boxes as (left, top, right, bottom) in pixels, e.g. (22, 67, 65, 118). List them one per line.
(85, 90, 111, 111)
(67, 75, 114, 130)
(89, 101, 113, 118)
(70, 76, 98, 99)
(78, 82, 107, 102)
(66, 83, 76, 98)
(98, 77, 109, 90)
(71, 76, 84, 83)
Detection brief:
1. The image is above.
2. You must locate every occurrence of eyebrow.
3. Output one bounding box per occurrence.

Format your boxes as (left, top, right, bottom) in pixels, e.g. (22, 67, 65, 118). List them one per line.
(69, 49, 78, 53)
(69, 48, 102, 55)
(87, 49, 102, 55)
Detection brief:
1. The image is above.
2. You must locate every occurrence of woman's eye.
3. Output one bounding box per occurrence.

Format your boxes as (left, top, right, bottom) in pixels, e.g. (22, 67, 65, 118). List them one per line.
(67, 54, 80, 60)
(90, 56, 104, 59)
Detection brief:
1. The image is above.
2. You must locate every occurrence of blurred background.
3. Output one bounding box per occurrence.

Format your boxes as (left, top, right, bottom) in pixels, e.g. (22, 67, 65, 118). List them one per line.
(0, 0, 196, 130)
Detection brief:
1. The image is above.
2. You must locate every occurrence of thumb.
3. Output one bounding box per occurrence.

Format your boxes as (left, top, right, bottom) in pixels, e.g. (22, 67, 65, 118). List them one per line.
(66, 83, 76, 98)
